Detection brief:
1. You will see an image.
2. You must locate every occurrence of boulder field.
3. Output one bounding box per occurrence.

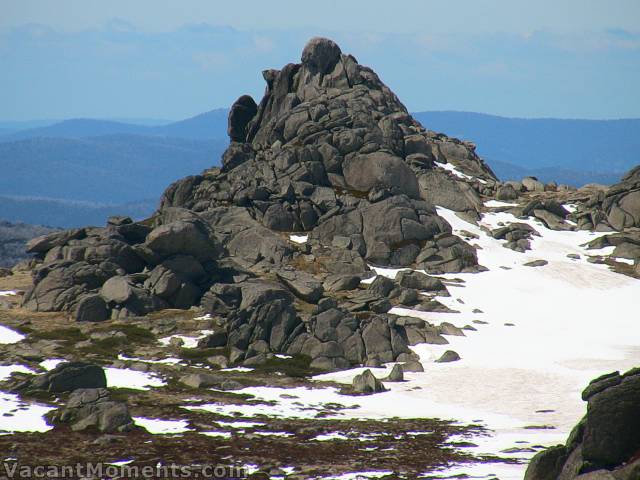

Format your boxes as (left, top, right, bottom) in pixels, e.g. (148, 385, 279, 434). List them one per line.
(16, 38, 640, 373)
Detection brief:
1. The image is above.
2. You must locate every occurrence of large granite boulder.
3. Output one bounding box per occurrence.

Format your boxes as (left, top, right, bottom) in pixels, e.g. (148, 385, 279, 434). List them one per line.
(525, 368, 640, 480)
(573, 166, 640, 231)
(17, 362, 107, 393)
(55, 388, 134, 433)
(343, 151, 420, 198)
(604, 166, 640, 230)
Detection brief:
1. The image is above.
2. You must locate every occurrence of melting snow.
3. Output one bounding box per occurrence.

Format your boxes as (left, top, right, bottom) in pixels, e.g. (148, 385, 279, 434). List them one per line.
(252, 431, 293, 437)
(220, 366, 254, 373)
(0, 325, 24, 345)
(436, 161, 487, 184)
(199, 430, 232, 438)
(613, 257, 635, 265)
(0, 290, 17, 296)
(183, 206, 639, 479)
(0, 365, 33, 382)
(133, 417, 190, 434)
(377, 206, 639, 477)
(158, 330, 213, 349)
(0, 365, 54, 434)
(39, 359, 64, 371)
(215, 420, 264, 429)
(484, 199, 518, 208)
(117, 354, 182, 365)
(104, 368, 166, 390)
(0, 393, 54, 434)
(289, 234, 309, 244)
(313, 432, 350, 441)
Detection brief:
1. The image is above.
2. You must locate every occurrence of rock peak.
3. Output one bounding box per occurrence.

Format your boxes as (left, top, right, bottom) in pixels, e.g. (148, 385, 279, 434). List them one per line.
(301, 37, 342, 74)
(22, 38, 498, 363)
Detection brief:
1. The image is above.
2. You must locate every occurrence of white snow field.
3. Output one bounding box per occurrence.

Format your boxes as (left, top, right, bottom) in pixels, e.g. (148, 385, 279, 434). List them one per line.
(188, 206, 640, 479)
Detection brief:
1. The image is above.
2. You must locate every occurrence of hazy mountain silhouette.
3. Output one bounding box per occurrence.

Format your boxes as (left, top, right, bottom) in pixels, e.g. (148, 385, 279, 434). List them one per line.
(0, 109, 228, 142)
(413, 111, 639, 184)
(1, 109, 638, 227)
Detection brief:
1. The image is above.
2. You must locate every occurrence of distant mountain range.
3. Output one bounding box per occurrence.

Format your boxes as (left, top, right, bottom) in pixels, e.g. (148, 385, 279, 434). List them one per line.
(0, 109, 638, 227)
(0, 109, 228, 142)
(413, 111, 640, 185)
(0, 111, 229, 227)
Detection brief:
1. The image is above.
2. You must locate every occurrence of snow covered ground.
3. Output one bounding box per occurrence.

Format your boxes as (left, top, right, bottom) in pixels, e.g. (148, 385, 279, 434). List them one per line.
(189, 206, 640, 479)
(363, 207, 640, 478)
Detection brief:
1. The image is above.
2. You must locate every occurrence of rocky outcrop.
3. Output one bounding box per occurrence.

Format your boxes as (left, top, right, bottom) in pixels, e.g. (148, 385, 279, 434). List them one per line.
(352, 369, 386, 394)
(584, 230, 640, 265)
(491, 222, 540, 252)
(524, 368, 640, 480)
(53, 388, 134, 433)
(603, 167, 640, 230)
(20, 38, 498, 372)
(571, 167, 640, 231)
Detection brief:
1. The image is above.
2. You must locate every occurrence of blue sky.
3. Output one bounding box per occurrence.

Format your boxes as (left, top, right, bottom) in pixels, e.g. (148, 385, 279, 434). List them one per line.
(1, 0, 640, 120)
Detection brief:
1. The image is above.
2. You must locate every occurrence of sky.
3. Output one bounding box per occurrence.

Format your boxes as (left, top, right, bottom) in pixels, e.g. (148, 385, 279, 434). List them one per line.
(1, 0, 640, 121)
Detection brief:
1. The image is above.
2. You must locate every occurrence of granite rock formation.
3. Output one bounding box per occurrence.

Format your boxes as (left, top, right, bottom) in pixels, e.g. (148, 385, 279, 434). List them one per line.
(525, 368, 640, 480)
(20, 38, 500, 371)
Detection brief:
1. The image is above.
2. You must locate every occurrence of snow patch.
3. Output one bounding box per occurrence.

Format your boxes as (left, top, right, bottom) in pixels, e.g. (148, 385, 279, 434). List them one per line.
(0, 365, 33, 382)
(289, 234, 309, 244)
(133, 417, 190, 434)
(39, 359, 64, 371)
(436, 161, 487, 184)
(0, 325, 25, 345)
(158, 330, 213, 349)
(612, 257, 635, 266)
(117, 354, 182, 365)
(105, 368, 166, 390)
(0, 393, 55, 433)
(199, 430, 232, 438)
(484, 200, 518, 208)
